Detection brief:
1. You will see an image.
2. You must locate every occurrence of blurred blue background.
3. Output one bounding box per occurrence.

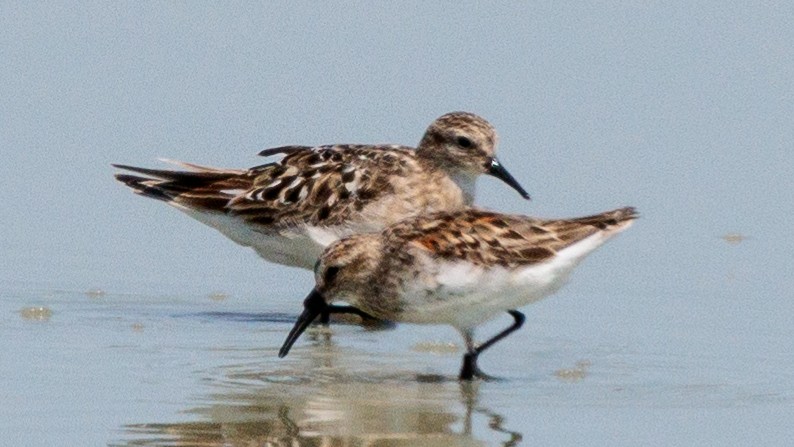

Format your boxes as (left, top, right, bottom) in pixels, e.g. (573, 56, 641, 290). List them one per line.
(2, 2, 791, 314)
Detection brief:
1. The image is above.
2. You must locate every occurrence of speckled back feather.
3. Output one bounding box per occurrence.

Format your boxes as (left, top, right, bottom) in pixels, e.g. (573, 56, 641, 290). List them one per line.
(113, 145, 424, 227)
(383, 207, 638, 268)
(231, 144, 418, 227)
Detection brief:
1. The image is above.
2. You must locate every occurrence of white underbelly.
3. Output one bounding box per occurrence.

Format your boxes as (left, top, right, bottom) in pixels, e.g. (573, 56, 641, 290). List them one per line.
(398, 262, 572, 329)
(395, 232, 614, 330)
(179, 208, 348, 269)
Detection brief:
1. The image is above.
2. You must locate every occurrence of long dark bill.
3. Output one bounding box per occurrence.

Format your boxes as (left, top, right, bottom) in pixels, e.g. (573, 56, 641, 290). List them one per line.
(278, 289, 328, 358)
(488, 158, 530, 200)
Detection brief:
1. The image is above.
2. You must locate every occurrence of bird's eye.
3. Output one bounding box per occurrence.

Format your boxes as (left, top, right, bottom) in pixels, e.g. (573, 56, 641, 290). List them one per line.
(456, 136, 473, 149)
(324, 266, 340, 284)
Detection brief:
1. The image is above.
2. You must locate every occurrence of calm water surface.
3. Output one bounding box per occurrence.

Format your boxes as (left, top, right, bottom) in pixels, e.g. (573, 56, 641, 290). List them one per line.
(2, 282, 792, 446)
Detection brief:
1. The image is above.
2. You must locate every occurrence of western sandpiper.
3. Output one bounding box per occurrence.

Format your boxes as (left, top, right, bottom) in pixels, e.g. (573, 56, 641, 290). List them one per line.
(114, 112, 529, 270)
(279, 207, 637, 380)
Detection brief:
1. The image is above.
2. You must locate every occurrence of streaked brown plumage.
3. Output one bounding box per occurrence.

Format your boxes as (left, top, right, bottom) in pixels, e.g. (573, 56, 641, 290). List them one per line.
(279, 207, 638, 380)
(114, 112, 529, 269)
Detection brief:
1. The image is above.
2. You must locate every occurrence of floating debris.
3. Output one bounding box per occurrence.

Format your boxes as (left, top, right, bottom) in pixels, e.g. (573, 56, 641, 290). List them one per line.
(19, 306, 53, 321)
(554, 359, 591, 382)
(85, 288, 106, 298)
(721, 233, 748, 245)
(208, 292, 229, 302)
(411, 341, 459, 354)
(131, 322, 145, 332)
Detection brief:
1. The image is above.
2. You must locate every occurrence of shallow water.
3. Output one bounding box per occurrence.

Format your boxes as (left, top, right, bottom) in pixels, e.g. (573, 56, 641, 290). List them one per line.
(3, 285, 792, 446)
(4, 1, 794, 445)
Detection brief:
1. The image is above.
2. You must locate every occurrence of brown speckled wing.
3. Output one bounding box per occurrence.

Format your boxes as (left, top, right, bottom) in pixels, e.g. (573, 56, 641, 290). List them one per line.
(227, 145, 417, 228)
(390, 207, 637, 267)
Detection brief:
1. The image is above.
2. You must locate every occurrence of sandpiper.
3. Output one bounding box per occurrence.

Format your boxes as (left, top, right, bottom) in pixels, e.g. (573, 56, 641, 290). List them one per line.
(279, 207, 637, 380)
(114, 112, 529, 270)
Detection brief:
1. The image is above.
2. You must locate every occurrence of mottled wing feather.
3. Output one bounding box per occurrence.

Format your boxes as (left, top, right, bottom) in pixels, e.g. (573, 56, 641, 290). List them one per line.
(113, 163, 254, 208)
(115, 145, 419, 229)
(228, 145, 417, 228)
(391, 207, 637, 267)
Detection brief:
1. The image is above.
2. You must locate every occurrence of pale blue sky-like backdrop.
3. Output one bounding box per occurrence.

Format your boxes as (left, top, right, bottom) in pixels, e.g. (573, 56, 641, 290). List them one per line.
(2, 2, 791, 302)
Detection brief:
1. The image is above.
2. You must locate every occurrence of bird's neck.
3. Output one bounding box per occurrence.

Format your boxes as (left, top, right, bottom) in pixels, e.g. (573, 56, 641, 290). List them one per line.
(448, 169, 477, 204)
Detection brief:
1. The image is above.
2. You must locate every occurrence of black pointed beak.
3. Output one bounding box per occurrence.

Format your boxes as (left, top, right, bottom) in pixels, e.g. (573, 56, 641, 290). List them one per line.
(279, 289, 327, 358)
(488, 158, 530, 200)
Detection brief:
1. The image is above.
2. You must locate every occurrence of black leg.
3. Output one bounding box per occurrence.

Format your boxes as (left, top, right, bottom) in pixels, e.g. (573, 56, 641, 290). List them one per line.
(459, 310, 526, 381)
(460, 352, 484, 381)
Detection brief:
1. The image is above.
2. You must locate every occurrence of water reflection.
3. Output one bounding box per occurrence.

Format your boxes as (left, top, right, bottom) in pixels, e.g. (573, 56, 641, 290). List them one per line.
(120, 355, 521, 446)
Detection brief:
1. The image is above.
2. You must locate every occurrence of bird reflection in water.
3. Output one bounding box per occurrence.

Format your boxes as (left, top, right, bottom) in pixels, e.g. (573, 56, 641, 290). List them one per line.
(121, 371, 522, 446)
